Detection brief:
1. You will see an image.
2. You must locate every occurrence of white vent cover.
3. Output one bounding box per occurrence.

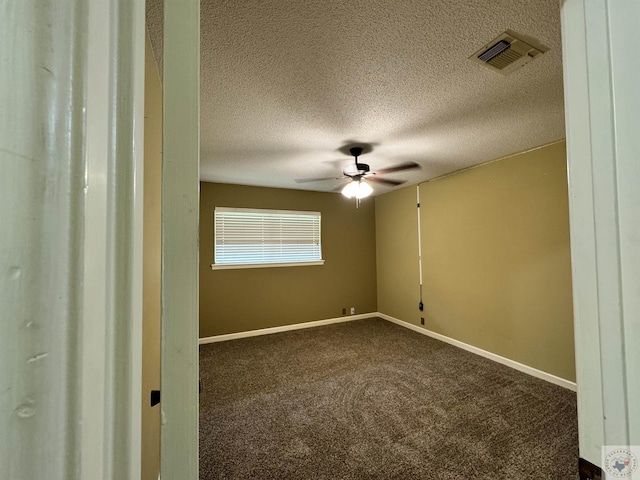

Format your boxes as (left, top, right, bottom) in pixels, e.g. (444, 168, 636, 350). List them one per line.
(469, 29, 549, 75)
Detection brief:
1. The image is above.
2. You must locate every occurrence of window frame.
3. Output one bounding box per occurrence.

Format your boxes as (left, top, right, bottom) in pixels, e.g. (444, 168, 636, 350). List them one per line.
(211, 206, 325, 270)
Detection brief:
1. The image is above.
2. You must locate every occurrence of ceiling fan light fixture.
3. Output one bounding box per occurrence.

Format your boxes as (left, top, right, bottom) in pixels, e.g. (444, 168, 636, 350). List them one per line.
(341, 179, 373, 199)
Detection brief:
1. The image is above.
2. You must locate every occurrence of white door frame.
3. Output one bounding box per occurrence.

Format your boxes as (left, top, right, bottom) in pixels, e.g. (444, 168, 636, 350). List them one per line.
(160, 0, 201, 478)
(560, 0, 640, 473)
(1, 0, 145, 478)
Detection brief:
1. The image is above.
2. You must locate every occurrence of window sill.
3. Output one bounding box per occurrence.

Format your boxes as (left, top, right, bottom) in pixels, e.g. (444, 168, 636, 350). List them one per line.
(210, 260, 325, 271)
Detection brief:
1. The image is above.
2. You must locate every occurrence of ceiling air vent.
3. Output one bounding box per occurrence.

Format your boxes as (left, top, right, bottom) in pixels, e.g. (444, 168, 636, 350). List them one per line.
(469, 29, 549, 75)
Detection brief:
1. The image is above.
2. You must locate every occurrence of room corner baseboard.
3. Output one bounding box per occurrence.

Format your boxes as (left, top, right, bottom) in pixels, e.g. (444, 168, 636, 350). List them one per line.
(377, 313, 577, 392)
(198, 313, 376, 344)
(199, 312, 577, 392)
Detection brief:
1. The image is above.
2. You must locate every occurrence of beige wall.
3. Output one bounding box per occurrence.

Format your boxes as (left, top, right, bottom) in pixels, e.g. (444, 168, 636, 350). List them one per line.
(375, 186, 420, 323)
(376, 141, 575, 382)
(141, 32, 162, 480)
(200, 182, 377, 337)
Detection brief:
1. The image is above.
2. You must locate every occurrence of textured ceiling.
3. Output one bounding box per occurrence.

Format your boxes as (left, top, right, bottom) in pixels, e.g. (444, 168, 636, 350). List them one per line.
(146, 0, 564, 195)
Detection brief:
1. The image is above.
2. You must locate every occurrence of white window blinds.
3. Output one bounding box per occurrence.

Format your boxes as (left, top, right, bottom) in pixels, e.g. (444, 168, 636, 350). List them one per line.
(214, 207, 323, 268)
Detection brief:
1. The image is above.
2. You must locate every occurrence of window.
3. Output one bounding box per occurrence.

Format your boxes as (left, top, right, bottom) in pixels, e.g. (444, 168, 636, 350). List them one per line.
(212, 207, 323, 269)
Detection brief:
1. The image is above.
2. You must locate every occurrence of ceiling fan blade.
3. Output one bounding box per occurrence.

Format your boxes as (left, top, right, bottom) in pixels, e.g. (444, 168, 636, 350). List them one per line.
(294, 176, 342, 183)
(366, 176, 406, 186)
(370, 161, 421, 175)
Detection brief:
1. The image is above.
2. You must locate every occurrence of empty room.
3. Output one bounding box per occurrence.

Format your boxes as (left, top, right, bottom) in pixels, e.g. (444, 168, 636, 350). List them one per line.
(5, 0, 638, 479)
(139, 1, 636, 480)
(193, 0, 576, 477)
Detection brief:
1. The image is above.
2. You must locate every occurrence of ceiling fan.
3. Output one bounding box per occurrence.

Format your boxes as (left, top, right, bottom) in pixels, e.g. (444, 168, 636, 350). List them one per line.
(295, 146, 421, 199)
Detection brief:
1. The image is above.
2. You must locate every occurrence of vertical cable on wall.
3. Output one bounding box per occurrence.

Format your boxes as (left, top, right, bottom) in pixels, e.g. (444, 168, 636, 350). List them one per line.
(417, 186, 424, 312)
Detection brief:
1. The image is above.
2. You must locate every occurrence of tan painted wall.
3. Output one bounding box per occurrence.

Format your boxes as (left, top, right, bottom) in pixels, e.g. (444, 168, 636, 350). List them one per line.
(375, 186, 420, 324)
(376, 141, 575, 382)
(141, 31, 162, 480)
(200, 183, 377, 337)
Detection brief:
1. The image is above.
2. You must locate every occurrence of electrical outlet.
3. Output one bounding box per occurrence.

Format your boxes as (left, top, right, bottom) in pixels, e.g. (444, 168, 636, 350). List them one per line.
(350, 307, 355, 315)
(420, 317, 425, 325)
(342, 308, 346, 315)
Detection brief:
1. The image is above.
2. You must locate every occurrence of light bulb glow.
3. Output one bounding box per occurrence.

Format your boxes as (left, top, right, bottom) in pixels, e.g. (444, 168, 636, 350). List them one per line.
(341, 179, 373, 199)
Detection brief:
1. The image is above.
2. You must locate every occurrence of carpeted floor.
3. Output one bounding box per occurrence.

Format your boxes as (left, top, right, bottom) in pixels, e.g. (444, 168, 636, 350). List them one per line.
(199, 318, 578, 479)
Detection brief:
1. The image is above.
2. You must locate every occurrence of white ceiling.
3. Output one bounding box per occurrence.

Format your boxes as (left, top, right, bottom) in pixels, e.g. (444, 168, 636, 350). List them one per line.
(146, 0, 565, 195)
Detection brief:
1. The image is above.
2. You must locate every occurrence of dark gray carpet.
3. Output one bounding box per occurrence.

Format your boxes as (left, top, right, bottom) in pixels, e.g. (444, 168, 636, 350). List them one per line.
(199, 318, 578, 479)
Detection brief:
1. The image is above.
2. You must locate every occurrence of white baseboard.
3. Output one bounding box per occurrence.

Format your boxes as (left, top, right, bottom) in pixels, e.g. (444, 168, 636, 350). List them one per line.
(198, 311, 577, 392)
(198, 313, 376, 344)
(377, 313, 577, 392)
